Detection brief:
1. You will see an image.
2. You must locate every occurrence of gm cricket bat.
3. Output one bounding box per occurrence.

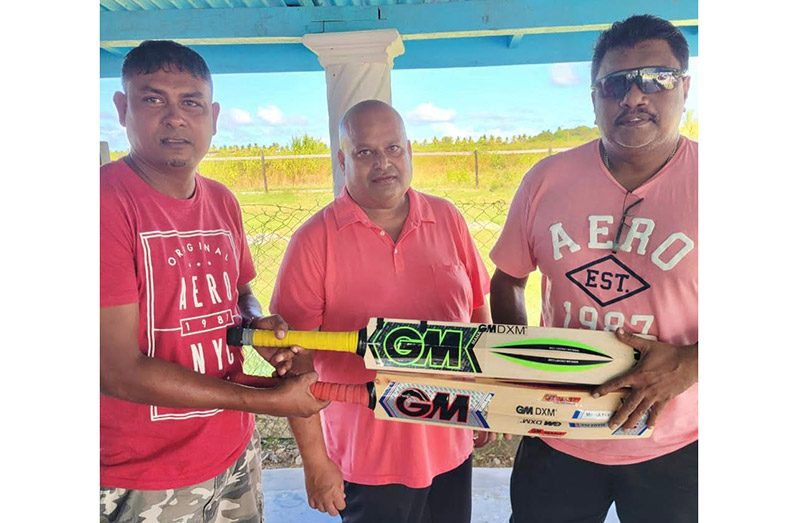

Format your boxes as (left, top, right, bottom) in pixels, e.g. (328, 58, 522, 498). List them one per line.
(227, 318, 638, 385)
(309, 372, 651, 439)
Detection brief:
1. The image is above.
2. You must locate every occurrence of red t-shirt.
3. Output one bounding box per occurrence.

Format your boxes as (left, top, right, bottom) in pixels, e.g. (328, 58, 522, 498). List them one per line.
(100, 159, 257, 489)
(271, 188, 490, 488)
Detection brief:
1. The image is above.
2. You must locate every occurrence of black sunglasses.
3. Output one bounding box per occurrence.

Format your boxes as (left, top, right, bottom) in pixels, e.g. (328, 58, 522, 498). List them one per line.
(592, 67, 685, 100)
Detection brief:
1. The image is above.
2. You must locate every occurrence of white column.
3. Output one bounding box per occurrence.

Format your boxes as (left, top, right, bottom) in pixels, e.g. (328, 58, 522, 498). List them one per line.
(303, 29, 405, 196)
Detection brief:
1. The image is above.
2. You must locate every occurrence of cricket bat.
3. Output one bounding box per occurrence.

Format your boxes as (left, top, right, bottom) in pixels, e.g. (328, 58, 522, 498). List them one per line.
(227, 318, 638, 385)
(309, 372, 651, 439)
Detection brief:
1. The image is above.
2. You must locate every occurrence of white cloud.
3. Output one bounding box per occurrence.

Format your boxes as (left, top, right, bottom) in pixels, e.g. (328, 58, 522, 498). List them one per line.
(100, 110, 119, 122)
(407, 102, 457, 124)
(430, 122, 476, 138)
(289, 115, 310, 126)
(228, 108, 253, 124)
(549, 63, 581, 86)
(257, 105, 287, 125)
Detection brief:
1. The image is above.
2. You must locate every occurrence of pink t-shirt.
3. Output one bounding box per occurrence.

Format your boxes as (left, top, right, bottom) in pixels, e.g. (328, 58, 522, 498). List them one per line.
(271, 188, 490, 487)
(100, 159, 257, 489)
(490, 138, 698, 465)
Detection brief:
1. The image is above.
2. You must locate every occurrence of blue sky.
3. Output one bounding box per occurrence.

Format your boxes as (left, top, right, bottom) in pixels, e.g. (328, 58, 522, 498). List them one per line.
(100, 58, 698, 151)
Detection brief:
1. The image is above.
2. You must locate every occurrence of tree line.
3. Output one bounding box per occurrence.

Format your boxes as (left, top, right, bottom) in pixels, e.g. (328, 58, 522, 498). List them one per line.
(112, 115, 698, 158)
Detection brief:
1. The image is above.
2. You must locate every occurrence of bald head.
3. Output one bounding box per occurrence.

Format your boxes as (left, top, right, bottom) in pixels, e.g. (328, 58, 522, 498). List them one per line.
(336, 99, 413, 211)
(339, 100, 407, 150)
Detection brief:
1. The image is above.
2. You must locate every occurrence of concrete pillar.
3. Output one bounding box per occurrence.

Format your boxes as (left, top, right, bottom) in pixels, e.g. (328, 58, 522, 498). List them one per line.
(302, 29, 405, 196)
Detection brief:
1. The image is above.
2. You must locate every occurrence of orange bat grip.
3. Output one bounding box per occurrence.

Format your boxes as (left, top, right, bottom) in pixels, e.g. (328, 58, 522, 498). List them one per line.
(310, 381, 371, 408)
(310, 382, 371, 408)
(250, 329, 360, 353)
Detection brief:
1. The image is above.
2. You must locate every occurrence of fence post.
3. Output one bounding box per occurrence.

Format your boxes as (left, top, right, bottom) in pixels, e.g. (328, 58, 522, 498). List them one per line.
(100, 141, 110, 165)
(473, 150, 479, 188)
(268, 147, 269, 192)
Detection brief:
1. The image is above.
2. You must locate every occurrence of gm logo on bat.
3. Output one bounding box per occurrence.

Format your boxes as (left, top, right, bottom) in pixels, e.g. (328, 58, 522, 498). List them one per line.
(370, 321, 532, 375)
(372, 323, 483, 373)
(394, 387, 471, 424)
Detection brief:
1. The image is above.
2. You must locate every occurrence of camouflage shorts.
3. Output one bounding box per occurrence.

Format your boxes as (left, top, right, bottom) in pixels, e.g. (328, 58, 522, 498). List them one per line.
(100, 428, 264, 523)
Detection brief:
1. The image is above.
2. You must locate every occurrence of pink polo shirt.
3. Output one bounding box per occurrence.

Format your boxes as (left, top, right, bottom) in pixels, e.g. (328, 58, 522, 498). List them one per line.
(271, 187, 490, 487)
(490, 138, 698, 465)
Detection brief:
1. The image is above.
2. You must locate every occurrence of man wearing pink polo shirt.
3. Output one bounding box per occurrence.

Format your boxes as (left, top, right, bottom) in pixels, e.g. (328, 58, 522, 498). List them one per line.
(491, 15, 698, 523)
(490, 15, 698, 522)
(270, 99, 491, 522)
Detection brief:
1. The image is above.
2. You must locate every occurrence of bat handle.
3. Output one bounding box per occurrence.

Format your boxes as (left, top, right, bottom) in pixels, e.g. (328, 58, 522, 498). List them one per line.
(227, 327, 361, 353)
(310, 382, 371, 408)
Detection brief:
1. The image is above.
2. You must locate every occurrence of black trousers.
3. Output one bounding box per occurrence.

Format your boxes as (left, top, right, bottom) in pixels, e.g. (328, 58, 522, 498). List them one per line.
(509, 438, 697, 523)
(340, 455, 472, 523)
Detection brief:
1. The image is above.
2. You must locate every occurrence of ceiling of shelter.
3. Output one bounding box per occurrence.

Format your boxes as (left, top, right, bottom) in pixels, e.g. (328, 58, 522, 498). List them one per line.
(100, 0, 698, 77)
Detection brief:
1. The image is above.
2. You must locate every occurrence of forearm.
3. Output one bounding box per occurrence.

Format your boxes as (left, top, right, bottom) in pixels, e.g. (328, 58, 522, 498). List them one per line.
(490, 270, 529, 325)
(101, 354, 276, 412)
(682, 342, 698, 383)
(470, 303, 492, 324)
(100, 302, 319, 417)
(289, 414, 331, 465)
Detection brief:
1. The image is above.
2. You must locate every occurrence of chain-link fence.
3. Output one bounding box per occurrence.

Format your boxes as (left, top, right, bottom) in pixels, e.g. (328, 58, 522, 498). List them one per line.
(243, 198, 332, 308)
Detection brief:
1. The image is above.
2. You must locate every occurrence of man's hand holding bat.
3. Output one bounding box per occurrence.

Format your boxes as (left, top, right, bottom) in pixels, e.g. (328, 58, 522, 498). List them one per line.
(592, 328, 698, 431)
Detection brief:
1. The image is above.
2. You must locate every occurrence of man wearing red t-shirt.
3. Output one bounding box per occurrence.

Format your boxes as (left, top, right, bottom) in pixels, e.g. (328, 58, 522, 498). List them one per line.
(270, 100, 491, 522)
(490, 15, 698, 523)
(100, 40, 327, 522)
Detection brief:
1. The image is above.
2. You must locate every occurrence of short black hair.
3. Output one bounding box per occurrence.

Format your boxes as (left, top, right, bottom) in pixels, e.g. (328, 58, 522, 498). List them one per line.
(121, 40, 211, 88)
(591, 15, 689, 82)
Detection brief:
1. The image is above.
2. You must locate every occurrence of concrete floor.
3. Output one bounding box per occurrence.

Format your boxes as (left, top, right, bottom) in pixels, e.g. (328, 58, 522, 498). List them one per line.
(263, 468, 621, 523)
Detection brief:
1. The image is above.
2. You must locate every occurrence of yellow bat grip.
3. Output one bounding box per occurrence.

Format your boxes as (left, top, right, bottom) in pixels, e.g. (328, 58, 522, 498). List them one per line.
(250, 329, 360, 353)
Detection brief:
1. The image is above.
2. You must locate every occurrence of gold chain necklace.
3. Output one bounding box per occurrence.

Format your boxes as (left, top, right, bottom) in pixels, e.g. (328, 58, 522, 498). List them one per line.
(601, 138, 681, 173)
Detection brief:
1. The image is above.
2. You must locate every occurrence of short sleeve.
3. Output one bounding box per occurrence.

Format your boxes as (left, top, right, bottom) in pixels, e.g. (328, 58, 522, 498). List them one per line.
(451, 206, 490, 310)
(489, 169, 538, 278)
(230, 197, 256, 287)
(100, 185, 139, 307)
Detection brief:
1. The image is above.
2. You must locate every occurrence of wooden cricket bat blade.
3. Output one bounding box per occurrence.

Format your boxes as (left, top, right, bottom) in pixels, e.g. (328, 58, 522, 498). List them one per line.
(230, 317, 638, 385)
(311, 372, 651, 440)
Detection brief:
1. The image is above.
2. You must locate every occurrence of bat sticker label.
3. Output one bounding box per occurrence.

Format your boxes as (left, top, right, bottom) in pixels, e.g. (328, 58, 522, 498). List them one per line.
(368, 321, 483, 373)
(477, 323, 528, 335)
(515, 405, 557, 417)
(527, 428, 568, 437)
(378, 381, 494, 428)
(569, 421, 649, 436)
(542, 394, 583, 405)
(571, 410, 613, 420)
(569, 422, 610, 428)
(520, 419, 562, 427)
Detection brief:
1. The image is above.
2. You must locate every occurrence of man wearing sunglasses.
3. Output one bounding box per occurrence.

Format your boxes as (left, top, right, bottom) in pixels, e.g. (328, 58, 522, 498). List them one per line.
(490, 15, 697, 522)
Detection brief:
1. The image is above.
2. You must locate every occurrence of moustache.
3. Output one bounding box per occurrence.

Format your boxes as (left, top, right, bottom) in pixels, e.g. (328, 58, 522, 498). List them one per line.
(370, 168, 399, 177)
(614, 109, 658, 125)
